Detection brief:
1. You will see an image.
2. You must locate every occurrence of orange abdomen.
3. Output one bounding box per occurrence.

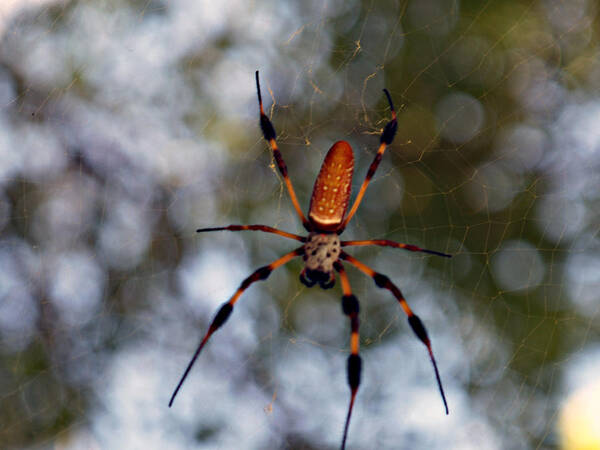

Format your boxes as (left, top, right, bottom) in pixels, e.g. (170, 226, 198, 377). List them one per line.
(308, 141, 354, 231)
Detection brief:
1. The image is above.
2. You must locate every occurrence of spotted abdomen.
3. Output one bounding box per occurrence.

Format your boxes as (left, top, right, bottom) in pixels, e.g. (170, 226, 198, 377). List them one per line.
(308, 141, 354, 232)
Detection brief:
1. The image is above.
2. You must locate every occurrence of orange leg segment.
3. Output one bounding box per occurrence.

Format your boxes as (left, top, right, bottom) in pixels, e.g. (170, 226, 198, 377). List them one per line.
(341, 239, 451, 258)
(198, 224, 306, 242)
(340, 251, 449, 415)
(256, 71, 310, 230)
(334, 261, 361, 450)
(340, 89, 397, 230)
(169, 247, 304, 407)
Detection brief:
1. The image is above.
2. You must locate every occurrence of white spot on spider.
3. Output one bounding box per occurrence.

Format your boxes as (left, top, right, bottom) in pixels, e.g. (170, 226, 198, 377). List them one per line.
(303, 232, 341, 274)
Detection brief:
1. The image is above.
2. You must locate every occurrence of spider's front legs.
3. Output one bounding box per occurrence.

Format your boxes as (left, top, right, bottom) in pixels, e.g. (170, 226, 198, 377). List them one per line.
(168, 247, 304, 407)
(335, 262, 361, 450)
(341, 251, 449, 415)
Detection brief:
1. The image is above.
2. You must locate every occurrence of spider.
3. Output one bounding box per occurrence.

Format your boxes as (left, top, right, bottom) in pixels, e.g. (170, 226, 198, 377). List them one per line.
(169, 71, 451, 449)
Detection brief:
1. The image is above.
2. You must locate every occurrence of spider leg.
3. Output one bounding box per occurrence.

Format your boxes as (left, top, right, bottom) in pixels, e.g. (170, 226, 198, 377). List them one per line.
(334, 261, 362, 450)
(198, 224, 306, 242)
(340, 251, 449, 415)
(340, 89, 397, 230)
(256, 71, 311, 231)
(169, 246, 304, 407)
(341, 239, 451, 258)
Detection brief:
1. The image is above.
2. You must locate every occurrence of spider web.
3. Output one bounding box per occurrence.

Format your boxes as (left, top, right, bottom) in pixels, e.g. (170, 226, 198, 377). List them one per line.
(1, 0, 599, 449)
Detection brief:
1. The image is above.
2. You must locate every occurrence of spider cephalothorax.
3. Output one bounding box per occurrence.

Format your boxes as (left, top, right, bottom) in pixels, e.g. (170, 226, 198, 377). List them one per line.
(169, 71, 452, 450)
(300, 232, 341, 289)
